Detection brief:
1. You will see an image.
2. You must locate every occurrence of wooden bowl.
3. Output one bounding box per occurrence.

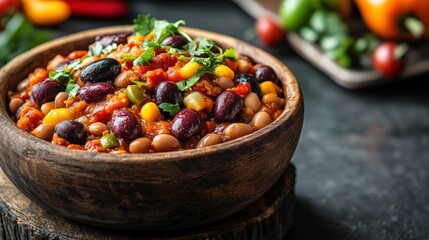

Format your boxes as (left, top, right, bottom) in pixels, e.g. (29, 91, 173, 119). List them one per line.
(0, 26, 303, 230)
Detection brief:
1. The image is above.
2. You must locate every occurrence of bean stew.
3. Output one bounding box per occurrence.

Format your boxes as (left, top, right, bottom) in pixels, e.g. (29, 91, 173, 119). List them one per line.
(8, 15, 286, 153)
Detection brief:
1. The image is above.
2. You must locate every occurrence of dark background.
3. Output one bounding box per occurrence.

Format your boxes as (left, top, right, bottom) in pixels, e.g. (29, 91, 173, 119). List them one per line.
(55, 1, 429, 239)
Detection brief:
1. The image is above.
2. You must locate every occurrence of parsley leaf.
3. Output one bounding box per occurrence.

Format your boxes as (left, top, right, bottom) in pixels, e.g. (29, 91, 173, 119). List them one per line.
(153, 19, 186, 44)
(223, 48, 237, 60)
(65, 79, 80, 98)
(176, 70, 204, 91)
(133, 15, 155, 36)
(158, 103, 181, 117)
(49, 71, 71, 84)
(133, 47, 155, 66)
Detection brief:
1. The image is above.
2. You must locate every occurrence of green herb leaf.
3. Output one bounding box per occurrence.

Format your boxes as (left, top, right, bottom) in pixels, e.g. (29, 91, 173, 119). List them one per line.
(65, 79, 80, 98)
(133, 47, 155, 66)
(133, 15, 155, 36)
(176, 70, 204, 91)
(223, 48, 237, 59)
(49, 71, 71, 84)
(158, 103, 181, 116)
(153, 19, 186, 43)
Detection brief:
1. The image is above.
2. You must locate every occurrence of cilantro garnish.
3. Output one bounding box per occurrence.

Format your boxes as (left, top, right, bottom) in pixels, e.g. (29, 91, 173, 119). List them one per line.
(133, 15, 155, 36)
(133, 47, 155, 66)
(65, 79, 80, 98)
(158, 103, 181, 116)
(49, 59, 82, 98)
(153, 19, 186, 44)
(176, 70, 205, 91)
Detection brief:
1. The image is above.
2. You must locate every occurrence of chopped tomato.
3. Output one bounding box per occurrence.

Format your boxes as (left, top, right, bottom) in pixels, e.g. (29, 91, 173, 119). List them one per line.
(230, 82, 251, 97)
(145, 68, 168, 90)
(66, 50, 88, 60)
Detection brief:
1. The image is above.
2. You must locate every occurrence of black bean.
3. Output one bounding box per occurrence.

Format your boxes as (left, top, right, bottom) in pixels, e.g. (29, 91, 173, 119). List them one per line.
(214, 91, 242, 123)
(80, 58, 121, 83)
(78, 82, 115, 103)
(55, 120, 87, 145)
(171, 109, 202, 141)
(111, 110, 141, 142)
(32, 80, 65, 106)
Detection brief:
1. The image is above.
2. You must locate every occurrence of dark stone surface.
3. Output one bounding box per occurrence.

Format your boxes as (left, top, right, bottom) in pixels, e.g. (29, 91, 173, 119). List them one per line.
(53, 0, 429, 239)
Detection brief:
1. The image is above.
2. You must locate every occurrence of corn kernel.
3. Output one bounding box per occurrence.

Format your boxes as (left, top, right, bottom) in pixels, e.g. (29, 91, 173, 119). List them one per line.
(184, 92, 205, 111)
(214, 64, 234, 79)
(259, 81, 277, 96)
(180, 61, 201, 79)
(43, 108, 73, 127)
(140, 102, 161, 122)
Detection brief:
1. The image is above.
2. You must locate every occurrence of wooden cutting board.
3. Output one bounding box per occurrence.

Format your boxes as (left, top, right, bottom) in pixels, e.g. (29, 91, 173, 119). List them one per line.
(233, 0, 429, 89)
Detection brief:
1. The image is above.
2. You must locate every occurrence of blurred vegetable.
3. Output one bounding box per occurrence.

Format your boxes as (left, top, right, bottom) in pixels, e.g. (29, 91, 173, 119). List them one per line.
(0, 0, 19, 16)
(63, 0, 128, 18)
(22, 0, 70, 26)
(355, 0, 429, 40)
(0, 13, 51, 66)
(256, 17, 285, 47)
(372, 42, 407, 77)
(278, 0, 316, 31)
(319, 0, 351, 19)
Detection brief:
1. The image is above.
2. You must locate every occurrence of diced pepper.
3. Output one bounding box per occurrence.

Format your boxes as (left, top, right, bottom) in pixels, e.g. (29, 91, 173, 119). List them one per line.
(42, 108, 73, 127)
(100, 133, 120, 149)
(125, 85, 146, 104)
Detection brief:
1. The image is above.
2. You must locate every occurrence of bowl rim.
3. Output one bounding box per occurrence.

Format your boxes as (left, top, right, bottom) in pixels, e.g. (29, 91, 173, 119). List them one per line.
(0, 25, 302, 165)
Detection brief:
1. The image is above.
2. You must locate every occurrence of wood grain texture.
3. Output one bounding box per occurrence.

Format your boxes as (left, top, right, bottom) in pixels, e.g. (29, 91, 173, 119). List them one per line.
(0, 164, 295, 240)
(0, 26, 303, 230)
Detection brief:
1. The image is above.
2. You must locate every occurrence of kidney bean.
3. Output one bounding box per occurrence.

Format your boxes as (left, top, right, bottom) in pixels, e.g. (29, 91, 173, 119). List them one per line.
(78, 82, 116, 103)
(32, 80, 65, 106)
(161, 34, 189, 49)
(171, 109, 202, 141)
(254, 64, 277, 83)
(154, 81, 182, 105)
(111, 110, 141, 142)
(214, 91, 242, 123)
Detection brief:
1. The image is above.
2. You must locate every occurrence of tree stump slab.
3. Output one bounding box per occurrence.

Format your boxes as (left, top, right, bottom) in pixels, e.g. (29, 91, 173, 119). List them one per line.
(0, 164, 295, 240)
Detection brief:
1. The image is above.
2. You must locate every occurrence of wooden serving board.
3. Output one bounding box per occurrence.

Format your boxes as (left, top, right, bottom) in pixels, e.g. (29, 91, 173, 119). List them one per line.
(233, 0, 429, 89)
(0, 163, 295, 240)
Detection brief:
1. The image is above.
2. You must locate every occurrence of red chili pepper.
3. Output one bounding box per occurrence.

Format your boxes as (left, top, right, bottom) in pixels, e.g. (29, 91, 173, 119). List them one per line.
(230, 82, 251, 98)
(62, 0, 128, 18)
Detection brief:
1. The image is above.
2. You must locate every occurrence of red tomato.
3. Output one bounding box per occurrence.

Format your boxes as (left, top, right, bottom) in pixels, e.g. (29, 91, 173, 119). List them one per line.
(0, 0, 19, 15)
(372, 42, 405, 77)
(255, 17, 285, 47)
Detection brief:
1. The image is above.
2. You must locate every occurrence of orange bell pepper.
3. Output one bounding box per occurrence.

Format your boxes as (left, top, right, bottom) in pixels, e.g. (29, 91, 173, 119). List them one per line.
(22, 0, 71, 26)
(355, 0, 429, 40)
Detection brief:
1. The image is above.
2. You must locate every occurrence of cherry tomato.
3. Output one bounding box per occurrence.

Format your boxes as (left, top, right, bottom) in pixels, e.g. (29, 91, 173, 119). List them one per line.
(255, 17, 285, 47)
(0, 0, 19, 15)
(372, 42, 405, 77)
